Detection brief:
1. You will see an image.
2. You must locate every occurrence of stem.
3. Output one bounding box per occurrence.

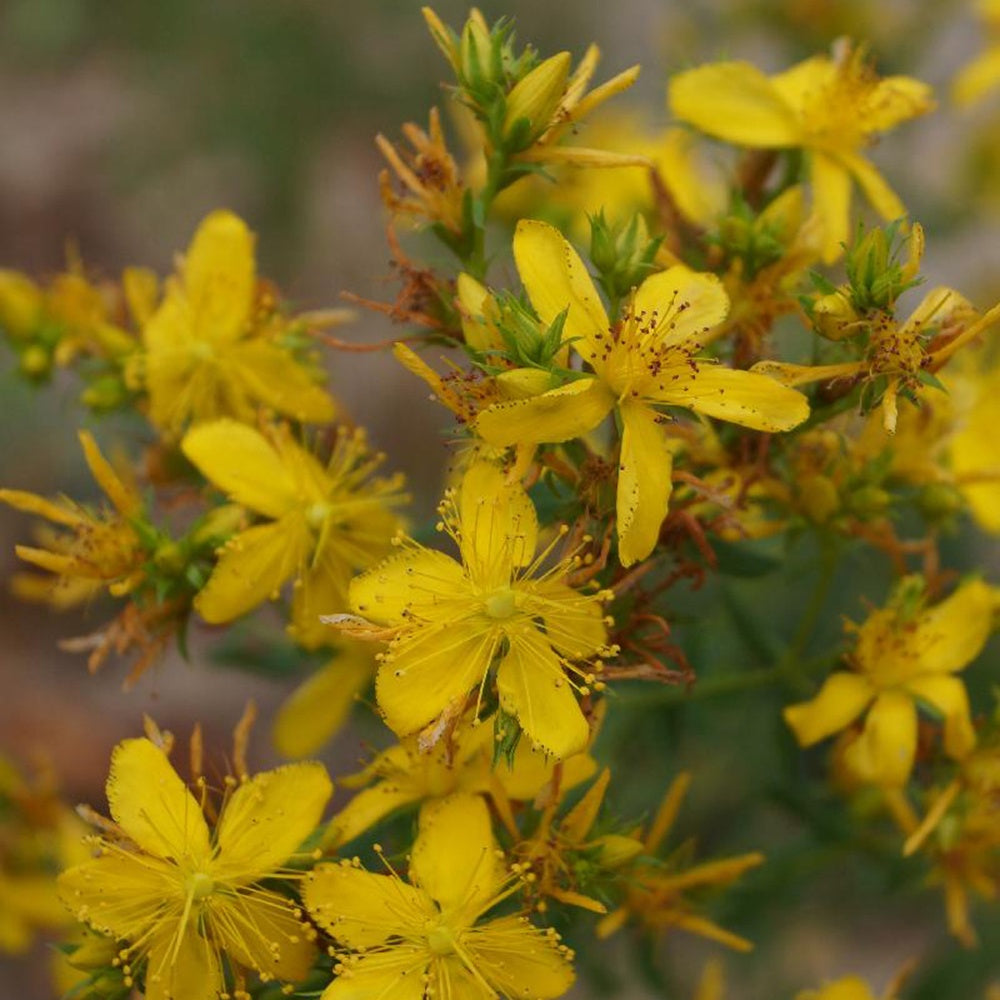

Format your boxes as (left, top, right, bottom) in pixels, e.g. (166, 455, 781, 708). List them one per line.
(465, 149, 507, 281)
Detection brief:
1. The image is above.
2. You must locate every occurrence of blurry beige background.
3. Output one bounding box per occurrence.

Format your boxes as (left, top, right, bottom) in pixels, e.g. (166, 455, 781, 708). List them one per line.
(1, 1, 998, 997)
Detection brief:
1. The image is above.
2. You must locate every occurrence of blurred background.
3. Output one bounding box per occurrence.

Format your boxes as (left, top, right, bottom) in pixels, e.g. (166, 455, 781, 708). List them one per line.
(2, 1, 1000, 997)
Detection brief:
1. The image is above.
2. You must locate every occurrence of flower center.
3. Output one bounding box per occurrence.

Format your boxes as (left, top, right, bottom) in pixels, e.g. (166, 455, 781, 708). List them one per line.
(185, 871, 215, 902)
(426, 923, 456, 956)
(306, 501, 331, 531)
(484, 588, 518, 620)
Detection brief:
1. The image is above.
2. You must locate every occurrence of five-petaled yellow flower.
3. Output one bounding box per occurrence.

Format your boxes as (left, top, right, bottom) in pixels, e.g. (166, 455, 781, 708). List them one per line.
(475, 220, 809, 565)
(140, 209, 336, 437)
(669, 44, 934, 261)
(784, 577, 995, 787)
(305, 793, 575, 1000)
(59, 737, 332, 1000)
(182, 419, 405, 640)
(341, 461, 613, 759)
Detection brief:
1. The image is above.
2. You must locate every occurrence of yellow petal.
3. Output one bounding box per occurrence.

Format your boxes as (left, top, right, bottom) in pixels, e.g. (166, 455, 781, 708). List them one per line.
(561, 768, 610, 844)
(411, 793, 501, 916)
(0, 488, 81, 528)
(842, 690, 917, 787)
(497, 742, 596, 802)
(653, 364, 810, 431)
(215, 890, 317, 983)
(228, 340, 337, 424)
(795, 976, 880, 1000)
(324, 780, 422, 848)
(513, 219, 608, 349)
(467, 913, 576, 998)
(79, 431, 139, 518)
(214, 762, 332, 879)
(145, 926, 220, 1000)
(306, 863, 433, 948)
(376, 622, 492, 737)
(913, 579, 994, 674)
(669, 62, 802, 148)
(905, 675, 976, 760)
(811, 152, 853, 263)
(195, 516, 311, 624)
(321, 956, 430, 1000)
(864, 75, 935, 131)
(123, 266, 159, 326)
(497, 625, 590, 760)
(953, 47, 1000, 106)
(183, 209, 255, 344)
(783, 672, 875, 746)
(616, 400, 673, 567)
(476, 378, 614, 447)
(839, 150, 905, 223)
(350, 549, 466, 625)
(655, 128, 728, 228)
(182, 420, 299, 518)
(273, 647, 375, 758)
(504, 52, 572, 141)
(457, 273, 503, 352)
(633, 266, 729, 350)
(106, 738, 210, 861)
(521, 577, 608, 658)
(459, 460, 538, 571)
(58, 853, 174, 940)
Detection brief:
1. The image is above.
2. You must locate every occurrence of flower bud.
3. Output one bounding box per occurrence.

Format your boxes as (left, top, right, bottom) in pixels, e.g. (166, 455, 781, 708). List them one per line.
(502, 52, 571, 150)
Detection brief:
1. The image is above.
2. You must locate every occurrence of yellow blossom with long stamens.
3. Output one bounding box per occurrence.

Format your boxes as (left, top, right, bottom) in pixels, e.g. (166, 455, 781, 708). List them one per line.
(338, 460, 614, 760)
(0, 430, 145, 604)
(596, 772, 765, 950)
(182, 419, 405, 634)
(324, 710, 597, 847)
(59, 736, 332, 999)
(305, 793, 575, 1000)
(139, 210, 336, 438)
(475, 220, 809, 565)
(670, 43, 934, 262)
(784, 577, 995, 787)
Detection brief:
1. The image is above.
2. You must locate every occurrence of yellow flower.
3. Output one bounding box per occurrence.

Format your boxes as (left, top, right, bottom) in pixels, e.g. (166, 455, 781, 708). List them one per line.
(596, 772, 765, 949)
(669, 44, 934, 261)
(324, 710, 597, 847)
(796, 976, 898, 1000)
(182, 419, 405, 633)
(953, 0, 1000, 106)
(140, 210, 336, 437)
(784, 578, 995, 787)
(305, 793, 575, 1000)
(59, 736, 332, 999)
(475, 220, 809, 565)
(341, 460, 613, 759)
(0, 430, 144, 604)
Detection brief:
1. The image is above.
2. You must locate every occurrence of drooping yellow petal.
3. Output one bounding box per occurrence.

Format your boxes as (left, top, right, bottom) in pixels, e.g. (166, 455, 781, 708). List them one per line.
(106, 738, 211, 861)
(513, 219, 608, 348)
(905, 675, 976, 761)
(496, 625, 590, 760)
(656, 128, 728, 228)
(839, 150, 905, 223)
(467, 913, 576, 998)
(630, 267, 729, 350)
(214, 762, 332, 880)
(652, 364, 810, 432)
(195, 516, 311, 624)
(375, 622, 493, 737)
(306, 864, 434, 949)
(350, 549, 466, 625)
(229, 339, 337, 424)
(843, 690, 917, 787)
(811, 151, 853, 263)
(324, 780, 422, 849)
(182, 209, 255, 344)
(459, 461, 538, 571)
(273, 647, 375, 758)
(616, 400, 673, 567)
(476, 377, 615, 447)
(669, 62, 802, 148)
(411, 794, 501, 918)
(145, 925, 220, 1000)
(783, 672, 875, 746)
(912, 579, 994, 674)
(182, 420, 299, 518)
